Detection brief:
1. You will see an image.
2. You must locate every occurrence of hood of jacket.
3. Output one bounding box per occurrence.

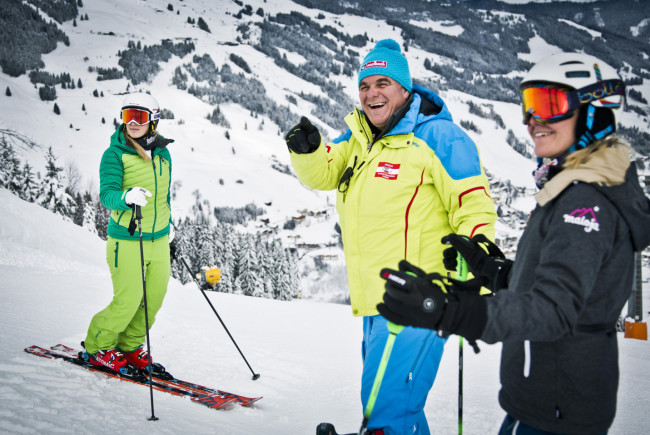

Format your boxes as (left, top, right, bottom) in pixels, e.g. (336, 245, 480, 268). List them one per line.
(595, 162, 650, 251)
(379, 83, 451, 139)
(536, 138, 650, 251)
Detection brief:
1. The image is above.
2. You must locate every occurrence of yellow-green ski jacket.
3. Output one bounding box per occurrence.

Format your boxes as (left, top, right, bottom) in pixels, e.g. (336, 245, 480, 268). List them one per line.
(291, 85, 497, 316)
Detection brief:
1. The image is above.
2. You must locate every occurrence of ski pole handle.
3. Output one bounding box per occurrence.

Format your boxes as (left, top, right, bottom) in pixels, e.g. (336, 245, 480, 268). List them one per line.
(130, 204, 143, 220)
(456, 252, 468, 281)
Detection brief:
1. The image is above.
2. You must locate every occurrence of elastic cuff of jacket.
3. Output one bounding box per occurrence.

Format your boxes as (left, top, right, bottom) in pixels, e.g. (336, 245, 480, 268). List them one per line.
(481, 258, 513, 292)
(438, 292, 487, 341)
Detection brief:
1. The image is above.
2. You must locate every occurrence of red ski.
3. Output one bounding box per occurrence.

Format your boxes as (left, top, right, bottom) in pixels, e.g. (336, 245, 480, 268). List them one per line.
(24, 345, 259, 410)
(49, 344, 262, 407)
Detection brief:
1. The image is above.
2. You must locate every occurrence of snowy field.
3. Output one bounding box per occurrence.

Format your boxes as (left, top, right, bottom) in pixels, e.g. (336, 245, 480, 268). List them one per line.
(1, 188, 649, 434)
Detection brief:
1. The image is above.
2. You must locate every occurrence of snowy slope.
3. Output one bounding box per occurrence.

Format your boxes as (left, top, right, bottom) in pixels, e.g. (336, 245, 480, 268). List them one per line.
(1, 188, 649, 434)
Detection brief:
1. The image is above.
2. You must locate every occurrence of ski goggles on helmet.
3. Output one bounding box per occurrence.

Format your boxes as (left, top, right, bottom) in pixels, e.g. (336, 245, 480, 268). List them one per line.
(121, 107, 152, 125)
(521, 79, 625, 124)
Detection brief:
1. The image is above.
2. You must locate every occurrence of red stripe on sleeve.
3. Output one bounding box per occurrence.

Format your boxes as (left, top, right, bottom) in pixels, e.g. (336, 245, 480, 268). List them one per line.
(469, 223, 489, 238)
(458, 186, 491, 208)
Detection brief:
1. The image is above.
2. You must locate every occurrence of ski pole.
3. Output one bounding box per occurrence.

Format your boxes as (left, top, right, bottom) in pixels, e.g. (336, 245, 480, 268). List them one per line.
(359, 320, 404, 435)
(133, 205, 159, 422)
(455, 255, 468, 435)
(177, 253, 260, 380)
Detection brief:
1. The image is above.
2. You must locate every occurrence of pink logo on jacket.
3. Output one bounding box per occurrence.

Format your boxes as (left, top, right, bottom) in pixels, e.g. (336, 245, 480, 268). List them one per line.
(563, 206, 600, 233)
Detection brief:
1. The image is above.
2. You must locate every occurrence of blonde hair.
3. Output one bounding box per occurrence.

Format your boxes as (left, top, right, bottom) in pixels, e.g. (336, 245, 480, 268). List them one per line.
(123, 126, 151, 162)
(563, 136, 630, 170)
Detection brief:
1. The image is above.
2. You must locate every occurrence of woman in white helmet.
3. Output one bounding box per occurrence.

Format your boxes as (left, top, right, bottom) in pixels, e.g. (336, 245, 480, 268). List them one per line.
(377, 52, 650, 434)
(83, 93, 174, 374)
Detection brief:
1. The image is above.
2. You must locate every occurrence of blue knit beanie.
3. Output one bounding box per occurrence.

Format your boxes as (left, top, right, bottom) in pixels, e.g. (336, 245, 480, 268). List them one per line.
(358, 39, 412, 93)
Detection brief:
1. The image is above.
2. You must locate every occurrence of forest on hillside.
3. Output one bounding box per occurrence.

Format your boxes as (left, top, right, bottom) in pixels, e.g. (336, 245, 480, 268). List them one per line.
(1, 0, 649, 302)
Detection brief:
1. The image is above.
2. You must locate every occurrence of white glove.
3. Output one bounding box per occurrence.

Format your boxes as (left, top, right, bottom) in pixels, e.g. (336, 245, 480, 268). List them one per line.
(125, 187, 152, 207)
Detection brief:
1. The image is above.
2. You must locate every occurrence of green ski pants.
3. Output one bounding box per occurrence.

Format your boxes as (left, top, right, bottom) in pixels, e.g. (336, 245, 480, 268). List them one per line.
(85, 236, 170, 354)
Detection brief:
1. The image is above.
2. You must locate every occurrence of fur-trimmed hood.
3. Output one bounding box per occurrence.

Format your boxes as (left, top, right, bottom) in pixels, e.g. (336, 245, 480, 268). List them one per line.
(536, 137, 650, 251)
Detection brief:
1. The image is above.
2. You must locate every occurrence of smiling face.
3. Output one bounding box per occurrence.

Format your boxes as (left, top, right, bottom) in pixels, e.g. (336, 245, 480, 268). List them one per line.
(359, 75, 410, 130)
(126, 122, 150, 139)
(527, 110, 578, 159)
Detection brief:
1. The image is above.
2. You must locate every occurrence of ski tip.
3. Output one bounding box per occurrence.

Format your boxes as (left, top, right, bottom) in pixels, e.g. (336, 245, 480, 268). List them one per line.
(252, 373, 261, 381)
(240, 396, 263, 406)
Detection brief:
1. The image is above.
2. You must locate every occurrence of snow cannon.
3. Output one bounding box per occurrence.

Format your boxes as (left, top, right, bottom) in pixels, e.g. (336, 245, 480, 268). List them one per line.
(196, 266, 221, 289)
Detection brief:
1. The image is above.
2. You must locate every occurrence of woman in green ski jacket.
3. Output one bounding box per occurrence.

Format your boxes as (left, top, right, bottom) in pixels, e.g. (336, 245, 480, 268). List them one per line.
(83, 93, 174, 372)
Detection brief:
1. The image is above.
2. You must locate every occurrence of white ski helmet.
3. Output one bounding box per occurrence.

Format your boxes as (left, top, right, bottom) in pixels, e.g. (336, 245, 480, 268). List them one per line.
(121, 93, 161, 133)
(521, 52, 626, 150)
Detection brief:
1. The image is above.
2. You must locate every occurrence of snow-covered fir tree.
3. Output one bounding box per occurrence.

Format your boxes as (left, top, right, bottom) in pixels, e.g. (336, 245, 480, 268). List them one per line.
(36, 147, 75, 218)
(234, 236, 263, 297)
(0, 140, 22, 194)
(81, 192, 97, 236)
(18, 161, 38, 203)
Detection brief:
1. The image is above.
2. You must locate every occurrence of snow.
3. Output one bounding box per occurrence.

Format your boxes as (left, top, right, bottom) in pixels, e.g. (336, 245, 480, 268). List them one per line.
(1, 0, 650, 432)
(558, 18, 603, 39)
(408, 19, 465, 37)
(1, 188, 650, 435)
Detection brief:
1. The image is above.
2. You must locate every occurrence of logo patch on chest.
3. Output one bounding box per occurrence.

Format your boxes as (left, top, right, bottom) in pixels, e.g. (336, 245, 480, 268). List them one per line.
(375, 162, 400, 180)
(563, 206, 600, 233)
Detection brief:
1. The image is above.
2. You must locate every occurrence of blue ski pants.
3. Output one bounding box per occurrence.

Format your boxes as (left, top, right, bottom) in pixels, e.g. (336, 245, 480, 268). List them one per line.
(361, 315, 447, 434)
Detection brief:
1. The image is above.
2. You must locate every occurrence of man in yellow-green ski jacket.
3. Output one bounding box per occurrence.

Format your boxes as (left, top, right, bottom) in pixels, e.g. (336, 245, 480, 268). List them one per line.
(285, 39, 496, 435)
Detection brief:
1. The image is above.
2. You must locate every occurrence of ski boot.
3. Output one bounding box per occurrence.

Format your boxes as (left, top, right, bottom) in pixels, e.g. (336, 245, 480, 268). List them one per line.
(122, 345, 173, 380)
(86, 348, 128, 372)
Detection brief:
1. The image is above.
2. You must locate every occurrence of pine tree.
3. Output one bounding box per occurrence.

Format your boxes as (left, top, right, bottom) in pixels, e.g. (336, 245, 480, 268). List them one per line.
(234, 236, 262, 296)
(275, 252, 294, 301)
(287, 249, 301, 299)
(0, 139, 19, 191)
(257, 239, 277, 298)
(94, 198, 109, 239)
(81, 192, 97, 235)
(72, 192, 84, 226)
(18, 161, 38, 202)
(36, 147, 75, 218)
(214, 223, 236, 294)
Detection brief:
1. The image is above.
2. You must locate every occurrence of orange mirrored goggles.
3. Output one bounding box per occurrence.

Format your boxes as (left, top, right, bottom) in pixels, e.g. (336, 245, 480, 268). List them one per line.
(521, 79, 625, 124)
(121, 108, 151, 125)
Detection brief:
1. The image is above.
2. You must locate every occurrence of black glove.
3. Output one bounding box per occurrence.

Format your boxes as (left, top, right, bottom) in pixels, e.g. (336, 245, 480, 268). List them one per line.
(441, 234, 512, 292)
(284, 116, 321, 154)
(377, 260, 487, 341)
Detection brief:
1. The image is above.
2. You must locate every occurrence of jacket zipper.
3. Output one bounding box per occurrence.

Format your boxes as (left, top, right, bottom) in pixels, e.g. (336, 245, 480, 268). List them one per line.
(151, 154, 158, 241)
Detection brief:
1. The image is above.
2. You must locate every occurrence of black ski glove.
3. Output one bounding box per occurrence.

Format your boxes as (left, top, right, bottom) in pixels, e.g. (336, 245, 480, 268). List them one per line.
(284, 116, 321, 154)
(441, 234, 512, 292)
(377, 260, 487, 341)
